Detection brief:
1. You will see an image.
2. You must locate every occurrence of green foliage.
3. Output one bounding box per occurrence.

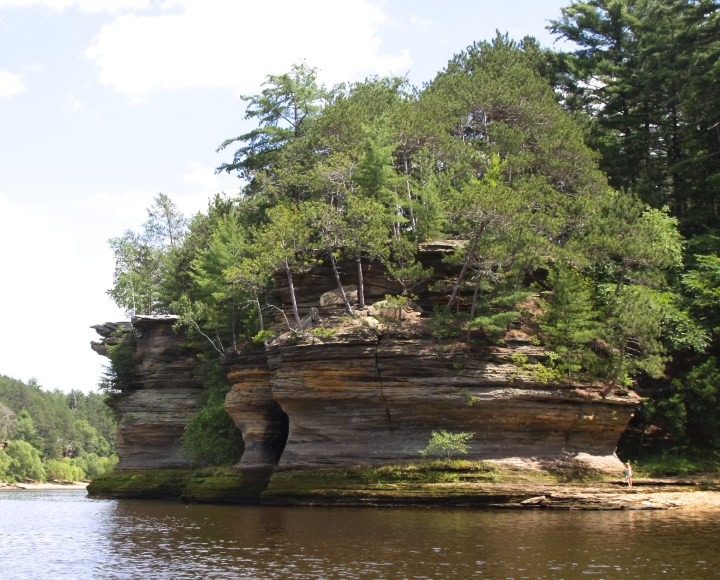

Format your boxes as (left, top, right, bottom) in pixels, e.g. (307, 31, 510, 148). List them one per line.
(216, 62, 333, 195)
(181, 361, 244, 467)
(633, 450, 720, 478)
(379, 294, 410, 317)
(419, 429, 474, 460)
(98, 327, 139, 396)
(0, 449, 10, 479)
(1, 440, 46, 482)
(683, 254, 720, 340)
(540, 266, 601, 378)
(511, 352, 564, 385)
(0, 374, 116, 479)
(464, 286, 530, 344)
(99, 44, 713, 462)
(252, 330, 275, 345)
(309, 327, 337, 341)
(549, 1, 720, 450)
(75, 453, 118, 480)
(107, 193, 187, 316)
(650, 358, 720, 448)
(45, 458, 84, 482)
(12, 410, 43, 452)
(550, 0, 720, 236)
(428, 306, 466, 341)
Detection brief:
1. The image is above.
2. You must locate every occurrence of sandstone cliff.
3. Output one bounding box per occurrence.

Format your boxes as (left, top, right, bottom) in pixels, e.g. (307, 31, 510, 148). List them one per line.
(92, 244, 640, 482)
(224, 310, 638, 475)
(92, 316, 203, 469)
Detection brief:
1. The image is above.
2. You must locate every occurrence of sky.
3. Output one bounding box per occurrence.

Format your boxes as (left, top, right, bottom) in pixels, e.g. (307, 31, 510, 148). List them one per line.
(0, 0, 574, 392)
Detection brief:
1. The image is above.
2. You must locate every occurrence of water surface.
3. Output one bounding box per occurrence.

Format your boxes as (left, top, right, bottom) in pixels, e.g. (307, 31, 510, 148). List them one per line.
(1, 490, 718, 578)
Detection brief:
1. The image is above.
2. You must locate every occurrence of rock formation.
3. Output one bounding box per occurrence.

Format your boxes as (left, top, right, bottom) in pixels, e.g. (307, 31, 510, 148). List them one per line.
(92, 315, 204, 469)
(224, 314, 638, 474)
(92, 244, 640, 483)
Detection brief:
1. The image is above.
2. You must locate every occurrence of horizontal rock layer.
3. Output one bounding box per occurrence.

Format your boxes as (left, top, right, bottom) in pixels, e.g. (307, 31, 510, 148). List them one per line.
(93, 315, 203, 469)
(94, 243, 639, 481)
(225, 330, 638, 472)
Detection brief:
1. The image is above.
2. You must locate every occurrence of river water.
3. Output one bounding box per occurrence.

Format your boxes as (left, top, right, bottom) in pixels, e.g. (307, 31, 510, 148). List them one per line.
(1, 490, 719, 578)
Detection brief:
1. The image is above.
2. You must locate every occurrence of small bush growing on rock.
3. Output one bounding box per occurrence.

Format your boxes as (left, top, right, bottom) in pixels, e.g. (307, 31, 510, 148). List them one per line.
(420, 429, 474, 460)
(309, 327, 337, 341)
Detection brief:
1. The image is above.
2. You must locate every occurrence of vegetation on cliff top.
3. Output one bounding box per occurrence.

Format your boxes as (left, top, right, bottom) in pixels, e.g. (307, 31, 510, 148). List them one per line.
(105, 0, 720, 461)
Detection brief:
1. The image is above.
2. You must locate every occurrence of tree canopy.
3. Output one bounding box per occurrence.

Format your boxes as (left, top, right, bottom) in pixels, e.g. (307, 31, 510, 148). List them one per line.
(106, 15, 720, 459)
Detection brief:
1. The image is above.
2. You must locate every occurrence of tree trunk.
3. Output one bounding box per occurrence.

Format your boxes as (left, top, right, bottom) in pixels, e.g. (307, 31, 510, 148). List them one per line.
(284, 260, 303, 329)
(329, 249, 353, 315)
(357, 256, 366, 309)
(448, 235, 480, 308)
(402, 154, 417, 232)
(466, 270, 482, 342)
(253, 288, 264, 332)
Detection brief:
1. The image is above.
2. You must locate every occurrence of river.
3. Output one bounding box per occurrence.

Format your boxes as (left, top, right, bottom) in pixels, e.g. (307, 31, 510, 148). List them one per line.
(0, 490, 718, 578)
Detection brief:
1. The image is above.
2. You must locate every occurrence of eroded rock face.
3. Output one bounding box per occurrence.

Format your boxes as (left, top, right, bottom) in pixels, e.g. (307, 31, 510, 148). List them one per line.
(94, 244, 639, 477)
(92, 315, 204, 469)
(222, 245, 638, 473)
(224, 350, 288, 468)
(223, 328, 637, 472)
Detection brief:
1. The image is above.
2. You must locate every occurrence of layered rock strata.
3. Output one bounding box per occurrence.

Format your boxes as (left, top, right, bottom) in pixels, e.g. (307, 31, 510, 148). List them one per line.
(224, 322, 638, 474)
(93, 243, 639, 484)
(92, 315, 203, 469)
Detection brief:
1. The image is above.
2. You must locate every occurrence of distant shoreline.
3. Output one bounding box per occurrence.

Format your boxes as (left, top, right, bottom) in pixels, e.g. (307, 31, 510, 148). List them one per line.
(0, 481, 88, 491)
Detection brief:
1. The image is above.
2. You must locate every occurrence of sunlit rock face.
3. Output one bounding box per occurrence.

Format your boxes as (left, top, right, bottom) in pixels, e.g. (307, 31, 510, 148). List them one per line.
(92, 315, 203, 469)
(223, 244, 639, 474)
(224, 327, 638, 473)
(224, 350, 288, 468)
(93, 244, 639, 476)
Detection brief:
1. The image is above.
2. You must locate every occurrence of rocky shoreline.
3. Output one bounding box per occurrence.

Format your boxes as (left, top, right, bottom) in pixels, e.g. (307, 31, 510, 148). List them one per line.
(86, 463, 720, 511)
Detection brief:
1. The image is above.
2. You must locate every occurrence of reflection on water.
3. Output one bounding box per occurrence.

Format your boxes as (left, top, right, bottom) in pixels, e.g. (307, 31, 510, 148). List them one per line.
(1, 490, 719, 578)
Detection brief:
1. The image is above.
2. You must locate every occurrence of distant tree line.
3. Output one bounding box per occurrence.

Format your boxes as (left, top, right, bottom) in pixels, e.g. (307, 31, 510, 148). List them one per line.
(0, 375, 117, 482)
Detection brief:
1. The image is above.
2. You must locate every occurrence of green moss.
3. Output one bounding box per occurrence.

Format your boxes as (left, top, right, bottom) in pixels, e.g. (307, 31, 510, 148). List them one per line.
(181, 467, 273, 504)
(87, 469, 193, 500)
(87, 460, 621, 506)
(263, 461, 505, 504)
(87, 467, 271, 503)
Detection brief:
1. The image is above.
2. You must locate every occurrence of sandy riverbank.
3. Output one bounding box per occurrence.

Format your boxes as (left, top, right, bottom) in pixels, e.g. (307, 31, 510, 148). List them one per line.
(0, 480, 88, 491)
(454, 481, 720, 511)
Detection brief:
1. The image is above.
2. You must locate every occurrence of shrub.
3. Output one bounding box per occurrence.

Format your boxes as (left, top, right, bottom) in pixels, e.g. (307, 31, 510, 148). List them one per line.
(45, 458, 85, 482)
(181, 361, 244, 467)
(419, 430, 474, 460)
(3, 440, 45, 482)
(75, 453, 118, 480)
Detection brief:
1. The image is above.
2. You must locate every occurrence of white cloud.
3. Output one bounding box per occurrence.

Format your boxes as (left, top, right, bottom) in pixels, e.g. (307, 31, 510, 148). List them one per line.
(69, 96, 86, 110)
(85, 0, 412, 99)
(80, 185, 222, 232)
(182, 161, 224, 191)
(0, 0, 148, 12)
(0, 69, 24, 98)
(0, 194, 118, 391)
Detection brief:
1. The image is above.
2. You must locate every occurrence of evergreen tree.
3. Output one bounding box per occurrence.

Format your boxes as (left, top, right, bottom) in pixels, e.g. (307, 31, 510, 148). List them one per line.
(541, 266, 602, 378)
(216, 62, 333, 196)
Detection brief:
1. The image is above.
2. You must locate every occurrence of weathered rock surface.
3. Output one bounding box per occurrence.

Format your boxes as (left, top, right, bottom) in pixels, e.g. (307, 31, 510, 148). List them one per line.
(92, 315, 204, 469)
(224, 325, 637, 473)
(224, 350, 288, 468)
(93, 243, 639, 485)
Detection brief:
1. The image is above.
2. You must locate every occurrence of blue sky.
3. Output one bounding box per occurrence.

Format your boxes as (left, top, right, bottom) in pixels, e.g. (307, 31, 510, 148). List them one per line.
(0, 0, 573, 392)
